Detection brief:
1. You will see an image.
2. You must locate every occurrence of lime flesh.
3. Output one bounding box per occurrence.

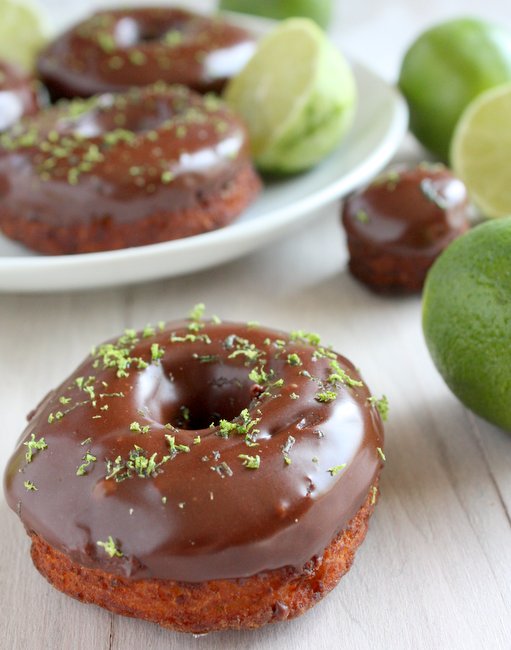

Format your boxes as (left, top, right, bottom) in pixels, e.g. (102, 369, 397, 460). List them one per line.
(0, 0, 50, 71)
(225, 18, 356, 173)
(451, 82, 511, 218)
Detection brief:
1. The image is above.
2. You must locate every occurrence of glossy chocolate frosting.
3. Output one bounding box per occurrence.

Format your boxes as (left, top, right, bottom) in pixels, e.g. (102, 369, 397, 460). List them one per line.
(342, 164, 470, 292)
(0, 83, 252, 229)
(37, 8, 256, 99)
(343, 164, 469, 255)
(4, 316, 384, 583)
(0, 61, 43, 131)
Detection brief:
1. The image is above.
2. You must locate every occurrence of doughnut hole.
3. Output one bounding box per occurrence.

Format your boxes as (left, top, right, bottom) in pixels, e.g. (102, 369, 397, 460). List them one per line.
(142, 359, 259, 431)
(59, 94, 181, 139)
(113, 15, 191, 48)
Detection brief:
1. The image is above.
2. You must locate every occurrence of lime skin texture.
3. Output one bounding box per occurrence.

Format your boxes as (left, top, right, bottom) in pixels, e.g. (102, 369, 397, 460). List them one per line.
(219, 0, 333, 29)
(422, 217, 511, 432)
(398, 17, 511, 161)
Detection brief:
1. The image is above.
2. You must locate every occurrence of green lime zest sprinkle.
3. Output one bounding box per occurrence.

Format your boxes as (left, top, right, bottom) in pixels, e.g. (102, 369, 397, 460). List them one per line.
(290, 330, 321, 346)
(151, 343, 164, 363)
(282, 435, 295, 465)
(371, 485, 378, 505)
(165, 435, 191, 457)
(328, 464, 347, 477)
(356, 210, 369, 223)
(59, 396, 72, 405)
(105, 446, 170, 482)
(97, 536, 123, 558)
(161, 170, 174, 184)
(328, 360, 363, 388)
(217, 409, 260, 444)
(315, 391, 337, 403)
(142, 324, 156, 338)
(377, 447, 386, 462)
(76, 451, 97, 476)
(129, 50, 147, 65)
(287, 353, 302, 366)
(24, 434, 47, 463)
(130, 421, 150, 433)
(239, 454, 260, 469)
(368, 395, 389, 421)
(193, 435, 201, 445)
(189, 303, 206, 321)
(24, 481, 38, 491)
(249, 365, 269, 385)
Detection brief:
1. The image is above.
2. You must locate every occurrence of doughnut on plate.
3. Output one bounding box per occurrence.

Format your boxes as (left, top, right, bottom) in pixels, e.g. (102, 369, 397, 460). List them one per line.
(0, 14, 408, 292)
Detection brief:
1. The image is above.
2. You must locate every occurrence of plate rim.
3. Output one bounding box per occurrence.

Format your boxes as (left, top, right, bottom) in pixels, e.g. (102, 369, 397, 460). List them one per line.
(0, 57, 408, 289)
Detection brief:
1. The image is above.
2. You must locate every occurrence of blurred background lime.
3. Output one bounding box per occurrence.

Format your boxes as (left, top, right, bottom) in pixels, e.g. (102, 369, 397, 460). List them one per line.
(398, 18, 511, 161)
(423, 217, 511, 431)
(0, 0, 51, 70)
(218, 0, 333, 29)
(451, 82, 511, 218)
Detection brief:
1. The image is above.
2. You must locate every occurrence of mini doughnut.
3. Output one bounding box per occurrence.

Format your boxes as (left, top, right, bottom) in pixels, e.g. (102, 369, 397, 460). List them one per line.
(0, 83, 261, 254)
(0, 61, 45, 131)
(4, 310, 386, 633)
(37, 8, 257, 99)
(341, 164, 470, 293)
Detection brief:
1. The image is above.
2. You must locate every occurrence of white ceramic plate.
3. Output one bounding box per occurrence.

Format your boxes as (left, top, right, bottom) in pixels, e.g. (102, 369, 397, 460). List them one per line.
(0, 15, 408, 292)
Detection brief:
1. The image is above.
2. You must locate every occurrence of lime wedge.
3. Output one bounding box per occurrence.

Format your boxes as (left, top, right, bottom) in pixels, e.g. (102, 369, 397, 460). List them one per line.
(224, 18, 356, 174)
(0, 0, 51, 71)
(451, 82, 511, 218)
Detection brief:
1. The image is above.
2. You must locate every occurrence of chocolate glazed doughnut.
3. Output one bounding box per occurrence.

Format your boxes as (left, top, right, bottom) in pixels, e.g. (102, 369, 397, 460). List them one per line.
(342, 164, 470, 293)
(37, 8, 257, 99)
(0, 61, 44, 131)
(0, 84, 261, 254)
(4, 310, 386, 633)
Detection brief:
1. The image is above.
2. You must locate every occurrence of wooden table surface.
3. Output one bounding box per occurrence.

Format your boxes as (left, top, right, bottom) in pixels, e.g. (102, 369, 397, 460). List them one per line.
(2, 1, 511, 648)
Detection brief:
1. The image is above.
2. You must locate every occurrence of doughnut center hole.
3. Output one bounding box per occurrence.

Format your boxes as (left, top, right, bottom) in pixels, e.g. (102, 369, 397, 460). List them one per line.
(114, 16, 188, 47)
(162, 364, 256, 431)
(61, 95, 179, 138)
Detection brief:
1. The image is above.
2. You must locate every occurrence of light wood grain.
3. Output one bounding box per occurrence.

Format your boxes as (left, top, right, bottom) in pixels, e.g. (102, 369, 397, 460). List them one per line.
(2, 211, 511, 649)
(2, 0, 511, 648)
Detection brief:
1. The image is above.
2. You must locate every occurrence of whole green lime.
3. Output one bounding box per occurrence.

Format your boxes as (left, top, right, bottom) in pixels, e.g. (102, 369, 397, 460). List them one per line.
(219, 0, 332, 30)
(423, 217, 511, 431)
(398, 18, 511, 161)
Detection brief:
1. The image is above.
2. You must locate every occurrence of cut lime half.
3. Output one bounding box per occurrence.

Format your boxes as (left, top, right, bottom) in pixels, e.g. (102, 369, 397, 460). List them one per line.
(224, 18, 356, 174)
(0, 0, 51, 71)
(451, 82, 511, 218)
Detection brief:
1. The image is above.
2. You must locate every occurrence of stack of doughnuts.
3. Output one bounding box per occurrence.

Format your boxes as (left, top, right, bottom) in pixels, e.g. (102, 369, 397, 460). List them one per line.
(0, 7, 260, 254)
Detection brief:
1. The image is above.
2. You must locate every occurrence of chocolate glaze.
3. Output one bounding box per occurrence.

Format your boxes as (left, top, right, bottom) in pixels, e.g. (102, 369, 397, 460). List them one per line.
(0, 84, 258, 251)
(37, 8, 256, 99)
(4, 319, 384, 583)
(0, 61, 43, 131)
(342, 164, 470, 293)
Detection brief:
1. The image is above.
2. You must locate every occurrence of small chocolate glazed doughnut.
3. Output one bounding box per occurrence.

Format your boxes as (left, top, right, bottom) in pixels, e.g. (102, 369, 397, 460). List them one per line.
(0, 83, 261, 254)
(341, 164, 470, 293)
(37, 7, 257, 99)
(4, 310, 386, 633)
(0, 61, 44, 131)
